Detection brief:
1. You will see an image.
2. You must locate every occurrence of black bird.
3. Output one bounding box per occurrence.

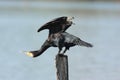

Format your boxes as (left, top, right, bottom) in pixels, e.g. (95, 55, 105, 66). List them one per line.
(37, 16, 74, 36)
(25, 32, 93, 57)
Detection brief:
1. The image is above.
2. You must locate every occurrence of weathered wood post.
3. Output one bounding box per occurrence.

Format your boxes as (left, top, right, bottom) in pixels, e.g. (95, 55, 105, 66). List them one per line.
(55, 54, 69, 80)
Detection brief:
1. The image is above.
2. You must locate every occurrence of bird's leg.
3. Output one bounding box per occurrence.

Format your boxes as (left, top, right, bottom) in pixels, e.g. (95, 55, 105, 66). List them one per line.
(63, 48, 67, 54)
(58, 47, 62, 54)
(58, 50, 61, 54)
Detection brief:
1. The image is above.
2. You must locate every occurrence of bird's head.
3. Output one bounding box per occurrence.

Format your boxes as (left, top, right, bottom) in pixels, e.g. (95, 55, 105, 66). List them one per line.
(56, 16, 74, 24)
(67, 16, 74, 21)
(66, 16, 74, 25)
(59, 16, 74, 32)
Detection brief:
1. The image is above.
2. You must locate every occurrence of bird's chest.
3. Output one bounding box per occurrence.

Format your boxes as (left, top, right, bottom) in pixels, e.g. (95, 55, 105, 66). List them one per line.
(48, 33, 63, 47)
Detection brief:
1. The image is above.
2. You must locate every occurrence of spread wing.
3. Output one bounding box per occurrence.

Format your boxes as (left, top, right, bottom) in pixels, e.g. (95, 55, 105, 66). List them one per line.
(37, 16, 73, 34)
(25, 40, 51, 57)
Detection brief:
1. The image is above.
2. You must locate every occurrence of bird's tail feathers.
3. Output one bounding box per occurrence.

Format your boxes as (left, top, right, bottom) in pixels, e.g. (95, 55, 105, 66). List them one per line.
(76, 39, 93, 47)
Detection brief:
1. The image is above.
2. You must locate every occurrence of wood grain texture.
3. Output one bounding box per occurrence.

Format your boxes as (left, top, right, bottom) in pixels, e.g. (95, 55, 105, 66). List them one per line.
(56, 54, 69, 80)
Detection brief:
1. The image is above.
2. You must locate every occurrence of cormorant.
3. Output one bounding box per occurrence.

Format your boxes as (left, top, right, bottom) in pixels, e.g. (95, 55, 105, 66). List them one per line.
(25, 32, 93, 57)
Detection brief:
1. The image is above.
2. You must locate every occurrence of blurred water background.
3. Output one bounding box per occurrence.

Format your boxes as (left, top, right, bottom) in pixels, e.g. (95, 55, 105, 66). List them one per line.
(0, 0, 120, 80)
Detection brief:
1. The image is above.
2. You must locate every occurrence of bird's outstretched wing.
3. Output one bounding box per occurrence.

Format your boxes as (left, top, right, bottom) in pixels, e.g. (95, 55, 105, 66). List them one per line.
(25, 40, 51, 57)
(37, 18, 62, 32)
(37, 16, 73, 33)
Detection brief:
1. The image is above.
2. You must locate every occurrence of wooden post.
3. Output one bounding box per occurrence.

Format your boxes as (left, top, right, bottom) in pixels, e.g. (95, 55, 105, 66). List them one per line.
(55, 54, 69, 80)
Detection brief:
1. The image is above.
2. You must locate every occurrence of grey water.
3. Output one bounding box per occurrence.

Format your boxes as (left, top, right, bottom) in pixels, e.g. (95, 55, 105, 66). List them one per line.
(0, 1, 120, 80)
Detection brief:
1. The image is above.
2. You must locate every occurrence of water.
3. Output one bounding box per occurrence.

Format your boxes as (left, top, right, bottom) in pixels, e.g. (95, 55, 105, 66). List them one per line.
(0, 1, 120, 80)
